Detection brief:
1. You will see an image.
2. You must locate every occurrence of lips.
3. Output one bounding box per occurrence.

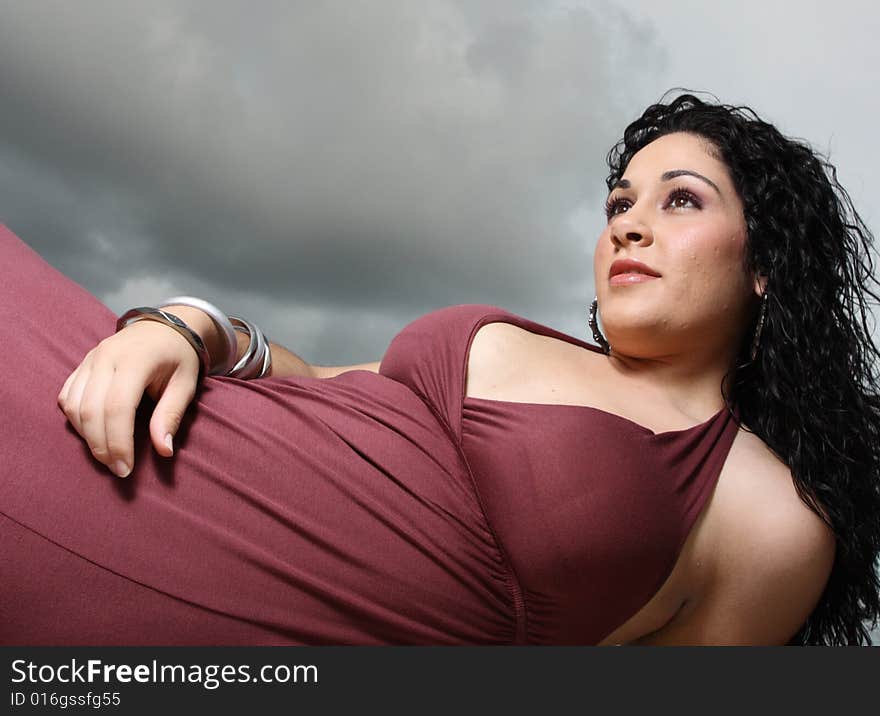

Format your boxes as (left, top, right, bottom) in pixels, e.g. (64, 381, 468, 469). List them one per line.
(608, 258, 661, 279)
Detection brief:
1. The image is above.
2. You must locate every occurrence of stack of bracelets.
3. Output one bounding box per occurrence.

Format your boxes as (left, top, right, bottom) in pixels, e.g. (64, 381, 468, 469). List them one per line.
(115, 295, 272, 380)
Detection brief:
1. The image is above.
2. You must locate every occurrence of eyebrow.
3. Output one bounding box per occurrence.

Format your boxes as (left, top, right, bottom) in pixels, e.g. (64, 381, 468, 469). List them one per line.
(612, 169, 722, 196)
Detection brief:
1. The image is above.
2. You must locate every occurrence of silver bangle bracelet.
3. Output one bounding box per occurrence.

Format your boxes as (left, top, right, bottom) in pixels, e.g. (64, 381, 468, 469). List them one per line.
(230, 316, 272, 379)
(158, 296, 238, 376)
(116, 307, 211, 378)
(253, 323, 271, 378)
(229, 316, 267, 379)
(259, 335, 272, 378)
(230, 321, 259, 376)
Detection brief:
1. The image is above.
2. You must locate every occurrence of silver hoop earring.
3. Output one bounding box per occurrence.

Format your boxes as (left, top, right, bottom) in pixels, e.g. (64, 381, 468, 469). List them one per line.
(588, 296, 611, 354)
(749, 291, 769, 362)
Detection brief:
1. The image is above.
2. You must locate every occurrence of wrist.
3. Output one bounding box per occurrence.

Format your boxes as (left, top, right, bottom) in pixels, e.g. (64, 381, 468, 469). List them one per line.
(161, 305, 228, 370)
(157, 296, 238, 375)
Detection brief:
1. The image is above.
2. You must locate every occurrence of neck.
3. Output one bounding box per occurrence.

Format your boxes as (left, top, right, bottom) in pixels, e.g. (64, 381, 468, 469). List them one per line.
(604, 339, 740, 421)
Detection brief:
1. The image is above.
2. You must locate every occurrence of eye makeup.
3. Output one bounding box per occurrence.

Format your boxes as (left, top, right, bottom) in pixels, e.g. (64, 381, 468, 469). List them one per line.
(604, 186, 703, 221)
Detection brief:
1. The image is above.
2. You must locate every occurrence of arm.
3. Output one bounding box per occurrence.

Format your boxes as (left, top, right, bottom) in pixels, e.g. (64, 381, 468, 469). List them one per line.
(310, 361, 381, 378)
(626, 498, 836, 646)
(58, 303, 380, 479)
(163, 304, 380, 379)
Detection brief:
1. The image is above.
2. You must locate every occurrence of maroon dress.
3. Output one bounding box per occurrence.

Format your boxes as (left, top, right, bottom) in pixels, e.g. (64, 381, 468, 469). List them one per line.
(0, 224, 740, 645)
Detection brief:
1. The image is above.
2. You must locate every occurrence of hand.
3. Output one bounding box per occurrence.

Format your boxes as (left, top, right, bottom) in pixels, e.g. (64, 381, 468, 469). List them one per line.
(56, 319, 202, 478)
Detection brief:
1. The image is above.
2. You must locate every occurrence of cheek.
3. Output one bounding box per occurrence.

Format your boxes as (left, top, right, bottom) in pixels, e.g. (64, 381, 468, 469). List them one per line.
(678, 231, 748, 311)
(683, 234, 746, 304)
(592, 233, 611, 283)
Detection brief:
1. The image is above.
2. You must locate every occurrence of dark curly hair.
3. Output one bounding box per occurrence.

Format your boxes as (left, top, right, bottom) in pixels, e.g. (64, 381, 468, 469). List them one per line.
(604, 89, 880, 645)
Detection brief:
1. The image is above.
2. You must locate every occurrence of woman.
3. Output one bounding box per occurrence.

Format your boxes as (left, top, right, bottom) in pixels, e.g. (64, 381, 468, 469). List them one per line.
(2, 92, 878, 645)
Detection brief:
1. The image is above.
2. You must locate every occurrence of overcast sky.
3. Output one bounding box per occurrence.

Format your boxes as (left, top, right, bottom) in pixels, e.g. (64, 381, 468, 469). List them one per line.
(3, 0, 875, 363)
(1, 1, 878, 640)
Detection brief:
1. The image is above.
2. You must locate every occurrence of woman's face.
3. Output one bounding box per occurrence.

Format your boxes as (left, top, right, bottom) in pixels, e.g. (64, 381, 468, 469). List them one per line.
(593, 131, 763, 360)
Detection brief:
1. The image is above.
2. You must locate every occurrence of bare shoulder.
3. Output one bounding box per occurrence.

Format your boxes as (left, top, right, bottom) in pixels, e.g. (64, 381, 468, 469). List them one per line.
(715, 430, 836, 603)
(465, 321, 540, 398)
(632, 429, 837, 645)
(468, 320, 533, 358)
(717, 428, 834, 533)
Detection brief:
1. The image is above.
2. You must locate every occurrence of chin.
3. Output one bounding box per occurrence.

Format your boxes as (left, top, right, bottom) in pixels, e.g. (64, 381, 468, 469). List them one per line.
(602, 309, 662, 334)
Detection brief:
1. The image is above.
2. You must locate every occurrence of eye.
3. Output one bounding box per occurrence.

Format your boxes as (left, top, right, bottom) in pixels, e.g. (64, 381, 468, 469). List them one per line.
(603, 195, 630, 219)
(665, 187, 702, 210)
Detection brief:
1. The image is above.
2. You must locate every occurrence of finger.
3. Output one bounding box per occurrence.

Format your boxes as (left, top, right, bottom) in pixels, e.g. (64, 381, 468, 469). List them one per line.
(103, 370, 148, 478)
(57, 367, 78, 406)
(61, 360, 94, 436)
(149, 370, 198, 458)
(76, 357, 118, 473)
(57, 348, 95, 406)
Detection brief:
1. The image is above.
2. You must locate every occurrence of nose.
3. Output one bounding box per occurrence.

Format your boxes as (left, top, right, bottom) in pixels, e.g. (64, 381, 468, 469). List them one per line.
(610, 214, 654, 248)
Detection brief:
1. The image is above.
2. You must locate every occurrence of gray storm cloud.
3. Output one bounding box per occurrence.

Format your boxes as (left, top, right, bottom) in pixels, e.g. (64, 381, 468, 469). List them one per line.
(0, 0, 665, 361)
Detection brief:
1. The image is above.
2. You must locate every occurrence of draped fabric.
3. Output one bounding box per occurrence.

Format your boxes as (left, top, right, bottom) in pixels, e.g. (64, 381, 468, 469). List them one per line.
(0, 225, 739, 645)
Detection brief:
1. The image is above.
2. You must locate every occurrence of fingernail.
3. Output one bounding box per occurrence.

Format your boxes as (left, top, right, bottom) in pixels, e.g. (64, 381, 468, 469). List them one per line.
(164, 433, 174, 454)
(112, 460, 131, 478)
